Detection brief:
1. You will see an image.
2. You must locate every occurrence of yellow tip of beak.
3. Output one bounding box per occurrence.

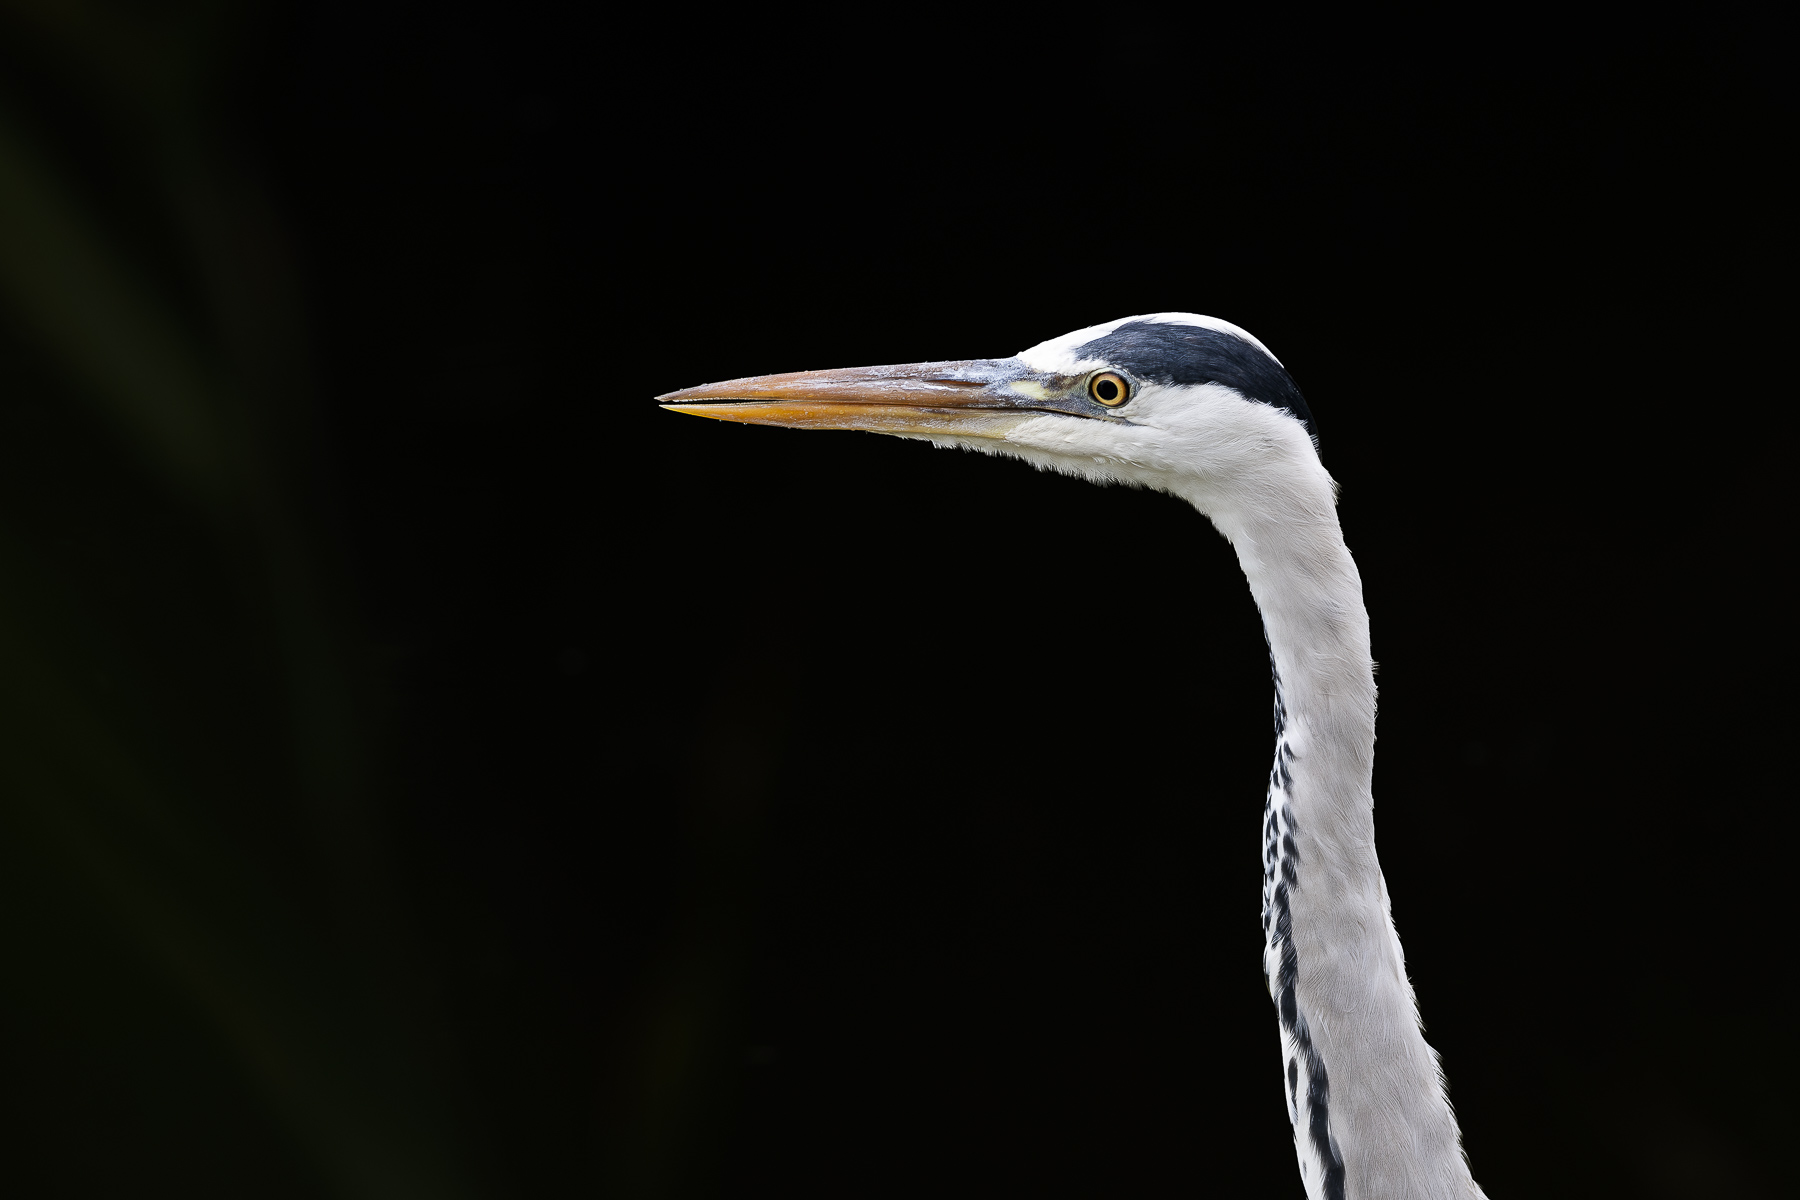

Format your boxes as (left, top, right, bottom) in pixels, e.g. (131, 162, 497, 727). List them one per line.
(659, 403, 739, 421)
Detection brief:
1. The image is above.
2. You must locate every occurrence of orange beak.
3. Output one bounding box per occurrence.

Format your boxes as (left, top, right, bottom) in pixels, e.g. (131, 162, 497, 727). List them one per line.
(657, 358, 1095, 439)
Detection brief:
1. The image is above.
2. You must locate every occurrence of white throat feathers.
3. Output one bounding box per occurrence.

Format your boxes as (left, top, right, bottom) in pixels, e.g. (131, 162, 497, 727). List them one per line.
(658, 312, 1488, 1199)
(905, 315, 1487, 1199)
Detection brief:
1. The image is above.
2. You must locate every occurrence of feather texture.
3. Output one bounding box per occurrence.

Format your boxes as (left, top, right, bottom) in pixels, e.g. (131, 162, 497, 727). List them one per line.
(905, 315, 1488, 1199)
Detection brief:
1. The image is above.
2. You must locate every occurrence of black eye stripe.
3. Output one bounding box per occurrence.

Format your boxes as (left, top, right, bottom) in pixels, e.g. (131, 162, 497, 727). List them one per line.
(1073, 321, 1315, 441)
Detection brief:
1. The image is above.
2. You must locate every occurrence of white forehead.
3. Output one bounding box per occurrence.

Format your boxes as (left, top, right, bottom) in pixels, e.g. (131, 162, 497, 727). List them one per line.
(1016, 312, 1283, 374)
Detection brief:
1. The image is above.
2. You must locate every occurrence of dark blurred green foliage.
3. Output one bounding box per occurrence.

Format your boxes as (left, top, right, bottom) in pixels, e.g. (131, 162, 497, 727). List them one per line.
(0, 3, 477, 1194)
(603, 660, 789, 1199)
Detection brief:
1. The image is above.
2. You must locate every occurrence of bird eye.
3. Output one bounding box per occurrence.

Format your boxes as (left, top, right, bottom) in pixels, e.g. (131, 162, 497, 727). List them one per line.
(1089, 371, 1129, 407)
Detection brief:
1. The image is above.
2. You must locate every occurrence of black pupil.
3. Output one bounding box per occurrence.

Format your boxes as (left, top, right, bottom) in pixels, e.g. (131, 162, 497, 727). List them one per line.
(1095, 378, 1119, 402)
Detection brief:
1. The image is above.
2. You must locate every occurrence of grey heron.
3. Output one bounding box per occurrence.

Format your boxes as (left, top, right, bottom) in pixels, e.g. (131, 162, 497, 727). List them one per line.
(659, 313, 1488, 1200)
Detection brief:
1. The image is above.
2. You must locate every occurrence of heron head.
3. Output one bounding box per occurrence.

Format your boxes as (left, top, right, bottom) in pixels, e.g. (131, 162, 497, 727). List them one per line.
(658, 313, 1322, 505)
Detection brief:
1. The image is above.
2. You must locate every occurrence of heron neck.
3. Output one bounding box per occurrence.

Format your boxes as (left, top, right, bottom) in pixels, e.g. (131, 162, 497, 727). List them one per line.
(1192, 477, 1482, 1200)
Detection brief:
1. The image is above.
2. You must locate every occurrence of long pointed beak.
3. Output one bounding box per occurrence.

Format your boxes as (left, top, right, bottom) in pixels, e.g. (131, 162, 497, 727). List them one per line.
(656, 358, 1089, 439)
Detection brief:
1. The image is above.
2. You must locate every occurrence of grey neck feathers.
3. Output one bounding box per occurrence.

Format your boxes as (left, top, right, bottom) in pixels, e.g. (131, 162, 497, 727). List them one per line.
(1193, 476, 1485, 1200)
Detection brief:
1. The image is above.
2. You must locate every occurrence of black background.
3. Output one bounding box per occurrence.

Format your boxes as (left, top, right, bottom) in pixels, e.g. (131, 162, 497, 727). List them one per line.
(0, 4, 1792, 1198)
